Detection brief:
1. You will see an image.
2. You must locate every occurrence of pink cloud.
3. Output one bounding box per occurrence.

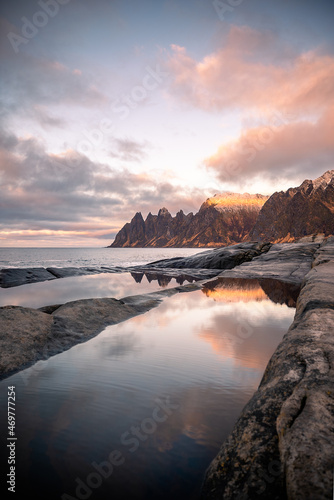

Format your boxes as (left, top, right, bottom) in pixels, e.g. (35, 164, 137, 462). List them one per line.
(166, 25, 334, 115)
(166, 25, 334, 185)
(204, 105, 334, 184)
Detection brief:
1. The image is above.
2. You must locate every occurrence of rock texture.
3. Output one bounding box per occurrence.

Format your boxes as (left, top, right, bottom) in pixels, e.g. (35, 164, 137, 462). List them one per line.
(110, 193, 268, 247)
(218, 241, 321, 284)
(250, 170, 334, 242)
(0, 267, 57, 288)
(201, 237, 334, 500)
(0, 266, 124, 288)
(144, 241, 272, 270)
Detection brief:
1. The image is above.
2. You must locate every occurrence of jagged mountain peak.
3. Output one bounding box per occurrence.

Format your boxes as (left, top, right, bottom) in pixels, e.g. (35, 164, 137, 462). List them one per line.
(110, 193, 266, 248)
(109, 171, 334, 248)
(250, 170, 334, 242)
(158, 207, 171, 217)
(132, 212, 144, 221)
(297, 170, 334, 194)
(310, 170, 334, 190)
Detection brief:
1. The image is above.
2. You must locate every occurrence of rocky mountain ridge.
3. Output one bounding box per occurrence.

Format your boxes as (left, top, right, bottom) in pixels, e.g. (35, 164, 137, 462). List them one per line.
(250, 170, 334, 241)
(110, 193, 268, 248)
(109, 170, 334, 247)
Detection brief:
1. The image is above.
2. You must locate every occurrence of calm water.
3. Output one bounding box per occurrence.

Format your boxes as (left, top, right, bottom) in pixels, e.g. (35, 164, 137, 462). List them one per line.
(0, 247, 202, 269)
(0, 276, 296, 500)
(0, 272, 200, 309)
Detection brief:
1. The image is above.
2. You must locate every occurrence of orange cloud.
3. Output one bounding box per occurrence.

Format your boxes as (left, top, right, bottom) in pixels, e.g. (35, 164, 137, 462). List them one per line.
(166, 25, 334, 184)
(167, 25, 334, 115)
(205, 104, 334, 183)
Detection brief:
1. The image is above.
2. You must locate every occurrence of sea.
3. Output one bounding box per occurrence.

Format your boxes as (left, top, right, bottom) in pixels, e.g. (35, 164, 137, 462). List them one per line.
(0, 247, 202, 269)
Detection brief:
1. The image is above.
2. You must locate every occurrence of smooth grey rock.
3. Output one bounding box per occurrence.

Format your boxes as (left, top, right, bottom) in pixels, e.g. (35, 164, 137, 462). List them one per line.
(0, 306, 53, 377)
(46, 267, 119, 278)
(0, 266, 125, 288)
(312, 236, 334, 267)
(38, 304, 63, 314)
(0, 267, 56, 288)
(201, 249, 334, 499)
(218, 242, 320, 284)
(145, 242, 272, 270)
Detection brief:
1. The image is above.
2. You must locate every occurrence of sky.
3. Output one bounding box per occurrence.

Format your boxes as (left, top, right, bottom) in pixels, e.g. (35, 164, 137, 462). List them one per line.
(0, 0, 334, 247)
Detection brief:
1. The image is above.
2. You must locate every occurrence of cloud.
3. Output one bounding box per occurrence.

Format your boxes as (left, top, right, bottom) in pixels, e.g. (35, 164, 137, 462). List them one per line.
(166, 25, 334, 187)
(166, 25, 334, 115)
(204, 105, 334, 186)
(0, 52, 108, 130)
(110, 138, 151, 162)
(0, 129, 211, 244)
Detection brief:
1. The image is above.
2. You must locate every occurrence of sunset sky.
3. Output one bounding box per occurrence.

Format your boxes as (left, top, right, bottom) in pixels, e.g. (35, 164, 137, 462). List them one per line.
(1, 0, 334, 247)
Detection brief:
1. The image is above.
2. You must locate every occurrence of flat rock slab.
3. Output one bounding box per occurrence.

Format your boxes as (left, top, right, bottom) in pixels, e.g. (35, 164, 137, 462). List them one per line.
(0, 306, 53, 376)
(218, 242, 320, 284)
(46, 266, 123, 278)
(312, 235, 334, 267)
(0, 266, 125, 288)
(145, 242, 272, 269)
(0, 267, 57, 288)
(201, 254, 334, 499)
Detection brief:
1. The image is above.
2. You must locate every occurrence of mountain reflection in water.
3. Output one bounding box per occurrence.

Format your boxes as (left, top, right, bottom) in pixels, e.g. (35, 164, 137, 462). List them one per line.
(202, 277, 300, 307)
(0, 273, 298, 500)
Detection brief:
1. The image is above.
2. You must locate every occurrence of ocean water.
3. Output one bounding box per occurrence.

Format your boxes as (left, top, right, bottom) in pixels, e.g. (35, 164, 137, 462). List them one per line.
(0, 247, 203, 269)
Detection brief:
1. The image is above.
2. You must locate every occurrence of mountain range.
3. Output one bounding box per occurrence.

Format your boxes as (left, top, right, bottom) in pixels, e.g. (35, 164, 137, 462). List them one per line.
(109, 170, 334, 247)
(249, 170, 334, 241)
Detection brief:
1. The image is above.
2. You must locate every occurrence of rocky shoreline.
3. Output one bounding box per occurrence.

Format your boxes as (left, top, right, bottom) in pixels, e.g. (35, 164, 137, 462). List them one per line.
(201, 237, 334, 500)
(0, 238, 333, 498)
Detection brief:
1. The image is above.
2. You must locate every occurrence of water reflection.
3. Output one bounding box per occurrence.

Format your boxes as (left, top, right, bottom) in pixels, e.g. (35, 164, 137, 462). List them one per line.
(103, 332, 142, 359)
(202, 277, 300, 307)
(0, 268, 298, 312)
(0, 285, 296, 500)
(0, 271, 201, 309)
(131, 271, 200, 287)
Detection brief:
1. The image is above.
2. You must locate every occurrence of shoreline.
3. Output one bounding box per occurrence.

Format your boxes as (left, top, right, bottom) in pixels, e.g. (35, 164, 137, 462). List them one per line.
(201, 237, 334, 499)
